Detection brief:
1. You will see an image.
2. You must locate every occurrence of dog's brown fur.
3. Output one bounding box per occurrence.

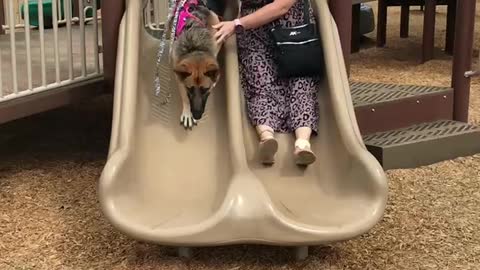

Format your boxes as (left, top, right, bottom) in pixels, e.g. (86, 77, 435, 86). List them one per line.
(170, 4, 223, 129)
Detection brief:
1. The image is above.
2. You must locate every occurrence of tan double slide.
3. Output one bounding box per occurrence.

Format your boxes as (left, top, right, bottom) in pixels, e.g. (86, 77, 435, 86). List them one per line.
(99, 0, 388, 249)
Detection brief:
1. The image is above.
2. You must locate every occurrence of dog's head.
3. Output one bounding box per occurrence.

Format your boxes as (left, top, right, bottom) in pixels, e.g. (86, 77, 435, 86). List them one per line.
(174, 53, 220, 120)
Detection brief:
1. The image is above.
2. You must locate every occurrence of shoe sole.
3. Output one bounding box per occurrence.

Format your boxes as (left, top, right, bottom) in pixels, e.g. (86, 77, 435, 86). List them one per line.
(259, 139, 278, 165)
(295, 150, 316, 166)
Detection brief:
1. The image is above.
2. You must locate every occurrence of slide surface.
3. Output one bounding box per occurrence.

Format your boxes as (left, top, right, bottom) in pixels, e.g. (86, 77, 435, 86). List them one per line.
(99, 0, 388, 246)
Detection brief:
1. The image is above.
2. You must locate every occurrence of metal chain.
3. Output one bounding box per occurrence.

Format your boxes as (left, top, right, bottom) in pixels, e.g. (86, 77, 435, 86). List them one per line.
(152, 0, 208, 104)
(153, 0, 188, 103)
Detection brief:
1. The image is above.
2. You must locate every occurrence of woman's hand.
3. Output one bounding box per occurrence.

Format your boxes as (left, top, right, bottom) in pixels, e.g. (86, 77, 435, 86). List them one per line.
(213, 21, 235, 44)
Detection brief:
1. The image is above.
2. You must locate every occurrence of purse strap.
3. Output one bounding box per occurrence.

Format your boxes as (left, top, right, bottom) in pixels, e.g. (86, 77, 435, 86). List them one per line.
(302, 0, 311, 25)
(265, 0, 311, 25)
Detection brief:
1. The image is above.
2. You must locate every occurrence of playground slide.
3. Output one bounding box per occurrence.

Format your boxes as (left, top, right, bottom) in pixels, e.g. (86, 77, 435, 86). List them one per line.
(99, 0, 388, 246)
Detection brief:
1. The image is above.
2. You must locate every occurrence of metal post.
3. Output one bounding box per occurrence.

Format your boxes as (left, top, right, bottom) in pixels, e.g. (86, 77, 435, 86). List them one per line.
(351, 3, 360, 53)
(79, 0, 87, 77)
(38, 0, 47, 86)
(422, 0, 436, 63)
(294, 246, 309, 260)
(92, 0, 100, 74)
(177, 247, 193, 258)
(400, 5, 409, 38)
(329, 0, 352, 73)
(52, 0, 61, 82)
(72, 0, 80, 21)
(376, 0, 387, 47)
(0, 48, 3, 97)
(23, 0, 32, 90)
(7, 0, 18, 93)
(102, 0, 125, 92)
(445, 0, 456, 55)
(0, 0, 5, 35)
(452, 0, 476, 122)
(64, 0, 74, 79)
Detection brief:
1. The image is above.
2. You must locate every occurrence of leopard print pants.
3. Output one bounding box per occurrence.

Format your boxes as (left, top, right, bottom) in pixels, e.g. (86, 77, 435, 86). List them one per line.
(237, 0, 320, 134)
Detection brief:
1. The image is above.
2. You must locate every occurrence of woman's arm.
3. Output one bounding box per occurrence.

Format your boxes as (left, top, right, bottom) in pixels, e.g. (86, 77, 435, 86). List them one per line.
(213, 0, 296, 43)
(238, 0, 296, 30)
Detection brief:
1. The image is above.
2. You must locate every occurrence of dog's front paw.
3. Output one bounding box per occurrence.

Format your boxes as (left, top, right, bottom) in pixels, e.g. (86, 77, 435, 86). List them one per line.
(180, 111, 197, 129)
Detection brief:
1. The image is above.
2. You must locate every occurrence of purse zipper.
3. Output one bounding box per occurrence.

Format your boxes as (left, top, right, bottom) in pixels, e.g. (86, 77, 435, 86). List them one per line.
(270, 23, 310, 32)
(276, 38, 319, 45)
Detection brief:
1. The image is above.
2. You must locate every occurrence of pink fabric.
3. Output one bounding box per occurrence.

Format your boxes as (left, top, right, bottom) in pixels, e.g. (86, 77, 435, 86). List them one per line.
(175, 0, 200, 38)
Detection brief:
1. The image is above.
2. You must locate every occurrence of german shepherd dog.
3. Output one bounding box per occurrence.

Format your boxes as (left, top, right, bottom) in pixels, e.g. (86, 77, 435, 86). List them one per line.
(171, 1, 223, 129)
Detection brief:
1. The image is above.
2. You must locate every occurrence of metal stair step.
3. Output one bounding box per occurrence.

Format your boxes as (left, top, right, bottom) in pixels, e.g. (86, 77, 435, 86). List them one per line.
(351, 82, 452, 107)
(363, 120, 480, 169)
(351, 82, 454, 135)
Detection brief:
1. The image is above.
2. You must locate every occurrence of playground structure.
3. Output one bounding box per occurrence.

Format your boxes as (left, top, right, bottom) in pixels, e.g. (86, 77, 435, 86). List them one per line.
(331, 0, 480, 169)
(98, 0, 387, 257)
(98, 0, 479, 257)
(0, 0, 479, 259)
(376, 0, 455, 62)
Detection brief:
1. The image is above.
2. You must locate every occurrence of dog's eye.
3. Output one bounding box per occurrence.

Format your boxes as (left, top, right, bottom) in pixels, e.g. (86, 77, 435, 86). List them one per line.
(176, 71, 192, 80)
(204, 70, 218, 80)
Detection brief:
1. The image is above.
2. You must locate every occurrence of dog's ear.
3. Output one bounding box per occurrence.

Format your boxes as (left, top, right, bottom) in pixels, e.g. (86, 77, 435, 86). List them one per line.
(173, 62, 192, 80)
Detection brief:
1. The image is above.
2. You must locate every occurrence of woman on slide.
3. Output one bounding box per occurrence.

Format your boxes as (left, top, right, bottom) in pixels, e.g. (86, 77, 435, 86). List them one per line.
(211, 0, 320, 166)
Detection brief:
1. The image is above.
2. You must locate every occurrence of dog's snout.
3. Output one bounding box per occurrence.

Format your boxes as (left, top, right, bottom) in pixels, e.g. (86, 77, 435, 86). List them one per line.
(192, 110, 203, 120)
(187, 87, 210, 120)
(191, 98, 205, 120)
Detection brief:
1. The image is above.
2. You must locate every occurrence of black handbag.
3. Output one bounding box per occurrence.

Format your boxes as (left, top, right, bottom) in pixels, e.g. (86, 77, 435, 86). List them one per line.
(270, 0, 324, 78)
